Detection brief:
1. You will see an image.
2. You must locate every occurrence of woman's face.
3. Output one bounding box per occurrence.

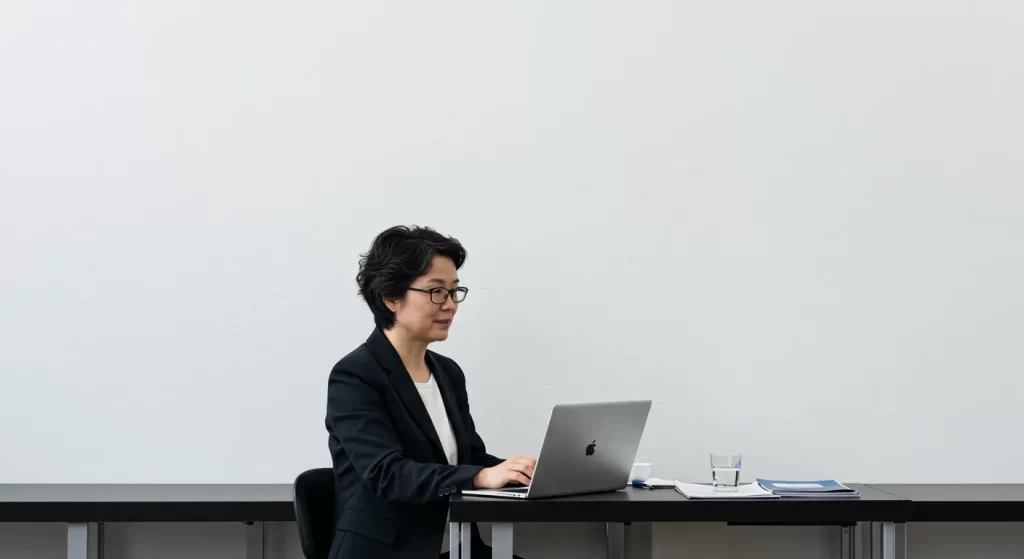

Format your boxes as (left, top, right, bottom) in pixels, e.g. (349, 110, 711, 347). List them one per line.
(386, 255, 460, 343)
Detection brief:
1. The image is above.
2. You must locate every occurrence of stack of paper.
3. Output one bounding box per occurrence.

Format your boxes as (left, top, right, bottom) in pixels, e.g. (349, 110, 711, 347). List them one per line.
(674, 482, 780, 499)
(756, 479, 860, 498)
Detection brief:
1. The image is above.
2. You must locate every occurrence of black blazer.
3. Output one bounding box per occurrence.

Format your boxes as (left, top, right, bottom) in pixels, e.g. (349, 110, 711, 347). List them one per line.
(325, 328, 504, 559)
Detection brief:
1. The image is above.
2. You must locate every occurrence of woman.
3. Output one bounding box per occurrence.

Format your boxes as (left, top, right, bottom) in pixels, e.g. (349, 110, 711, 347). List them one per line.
(326, 225, 535, 559)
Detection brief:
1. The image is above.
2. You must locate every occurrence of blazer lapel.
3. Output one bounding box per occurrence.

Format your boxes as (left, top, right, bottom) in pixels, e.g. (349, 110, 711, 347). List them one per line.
(364, 328, 446, 460)
(427, 352, 470, 464)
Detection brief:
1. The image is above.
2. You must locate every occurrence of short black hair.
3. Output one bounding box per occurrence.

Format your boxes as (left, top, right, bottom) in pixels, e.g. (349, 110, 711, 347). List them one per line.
(357, 225, 467, 329)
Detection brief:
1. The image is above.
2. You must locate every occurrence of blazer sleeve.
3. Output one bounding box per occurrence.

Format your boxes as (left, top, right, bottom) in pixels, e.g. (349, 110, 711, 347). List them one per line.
(327, 366, 485, 504)
(452, 362, 505, 468)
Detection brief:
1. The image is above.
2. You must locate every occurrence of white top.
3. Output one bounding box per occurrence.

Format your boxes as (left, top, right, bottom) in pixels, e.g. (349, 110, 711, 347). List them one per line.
(414, 373, 458, 554)
(414, 373, 458, 466)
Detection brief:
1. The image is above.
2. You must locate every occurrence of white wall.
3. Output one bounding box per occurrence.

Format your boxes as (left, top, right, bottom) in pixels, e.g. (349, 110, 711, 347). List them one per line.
(2, 0, 1023, 556)
(3, 0, 1023, 487)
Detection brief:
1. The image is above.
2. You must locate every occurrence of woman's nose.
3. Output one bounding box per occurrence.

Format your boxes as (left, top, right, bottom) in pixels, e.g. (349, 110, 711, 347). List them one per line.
(439, 293, 457, 310)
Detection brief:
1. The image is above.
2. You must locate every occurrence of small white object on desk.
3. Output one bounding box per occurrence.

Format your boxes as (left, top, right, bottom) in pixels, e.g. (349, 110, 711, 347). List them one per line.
(633, 477, 676, 489)
(675, 482, 780, 499)
(629, 462, 652, 482)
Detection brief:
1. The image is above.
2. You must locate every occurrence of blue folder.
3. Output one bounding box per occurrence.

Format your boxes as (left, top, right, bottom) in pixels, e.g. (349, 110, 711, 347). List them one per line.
(756, 479, 860, 497)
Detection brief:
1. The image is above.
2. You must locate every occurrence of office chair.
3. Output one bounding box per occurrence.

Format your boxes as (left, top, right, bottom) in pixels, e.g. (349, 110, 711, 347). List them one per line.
(293, 468, 336, 559)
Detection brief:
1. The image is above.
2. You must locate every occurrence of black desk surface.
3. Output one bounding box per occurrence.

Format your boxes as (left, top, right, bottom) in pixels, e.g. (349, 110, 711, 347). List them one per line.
(868, 484, 1024, 522)
(6, 483, 1024, 524)
(0, 484, 296, 522)
(451, 484, 909, 524)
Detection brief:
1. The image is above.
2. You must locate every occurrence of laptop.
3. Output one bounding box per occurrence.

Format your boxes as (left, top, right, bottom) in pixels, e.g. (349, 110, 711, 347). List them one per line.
(462, 400, 652, 499)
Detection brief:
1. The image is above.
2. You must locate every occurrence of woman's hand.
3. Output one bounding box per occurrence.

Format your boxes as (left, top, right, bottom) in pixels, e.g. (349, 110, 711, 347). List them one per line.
(472, 455, 538, 489)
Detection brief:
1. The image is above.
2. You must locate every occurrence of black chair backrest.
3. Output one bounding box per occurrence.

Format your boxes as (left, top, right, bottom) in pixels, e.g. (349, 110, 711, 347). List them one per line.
(293, 468, 336, 559)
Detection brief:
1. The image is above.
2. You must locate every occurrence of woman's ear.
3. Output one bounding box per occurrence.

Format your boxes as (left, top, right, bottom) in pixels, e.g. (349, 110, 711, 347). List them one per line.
(383, 296, 400, 313)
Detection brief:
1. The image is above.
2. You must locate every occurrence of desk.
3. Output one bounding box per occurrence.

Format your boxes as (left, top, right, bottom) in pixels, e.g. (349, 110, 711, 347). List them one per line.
(7, 483, 1022, 559)
(865, 483, 1024, 555)
(0, 484, 294, 559)
(449, 484, 910, 559)
(868, 484, 1024, 522)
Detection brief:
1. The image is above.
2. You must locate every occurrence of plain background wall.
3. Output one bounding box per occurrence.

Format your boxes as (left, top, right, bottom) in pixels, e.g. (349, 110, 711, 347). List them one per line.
(2, 0, 1023, 557)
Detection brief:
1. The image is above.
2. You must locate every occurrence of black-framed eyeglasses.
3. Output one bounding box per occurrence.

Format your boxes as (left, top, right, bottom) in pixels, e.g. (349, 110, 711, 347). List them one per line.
(407, 286, 469, 304)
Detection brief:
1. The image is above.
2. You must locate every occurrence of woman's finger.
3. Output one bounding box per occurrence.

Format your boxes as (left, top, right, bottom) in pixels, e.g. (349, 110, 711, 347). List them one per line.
(507, 463, 532, 478)
(512, 473, 531, 486)
(513, 455, 537, 469)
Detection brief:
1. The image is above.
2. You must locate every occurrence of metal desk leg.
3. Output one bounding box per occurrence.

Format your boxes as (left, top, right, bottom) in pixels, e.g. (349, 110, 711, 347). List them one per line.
(841, 525, 855, 559)
(450, 522, 461, 558)
(880, 522, 896, 559)
(895, 523, 907, 559)
(67, 523, 102, 559)
(492, 523, 513, 559)
(606, 523, 624, 559)
(461, 522, 473, 559)
(245, 521, 265, 559)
